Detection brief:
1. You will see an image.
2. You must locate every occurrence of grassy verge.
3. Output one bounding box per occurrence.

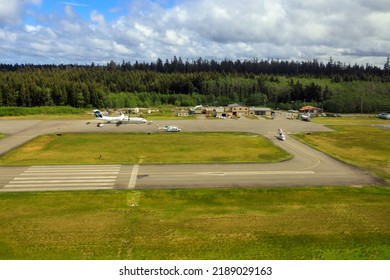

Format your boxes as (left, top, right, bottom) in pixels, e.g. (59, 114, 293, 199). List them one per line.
(1, 115, 389, 260)
(296, 118, 390, 182)
(0, 106, 89, 119)
(0, 106, 189, 120)
(312, 116, 390, 126)
(143, 108, 195, 120)
(0, 187, 389, 260)
(0, 132, 291, 165)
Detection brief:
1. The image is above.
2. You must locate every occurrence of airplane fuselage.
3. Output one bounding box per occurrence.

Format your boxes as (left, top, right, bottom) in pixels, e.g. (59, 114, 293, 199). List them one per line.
(122, 117, 148, 124)
(93, 109, 150, 125)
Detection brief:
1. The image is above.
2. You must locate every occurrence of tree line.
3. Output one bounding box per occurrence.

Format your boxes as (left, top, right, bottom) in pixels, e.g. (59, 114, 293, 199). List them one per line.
(0, 57, 389, 113)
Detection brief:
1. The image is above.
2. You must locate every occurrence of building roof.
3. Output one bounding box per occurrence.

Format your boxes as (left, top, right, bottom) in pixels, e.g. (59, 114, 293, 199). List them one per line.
(249, 107, 272, 111)
(227, 103, 245, 107)
(300, 105, 320, 111)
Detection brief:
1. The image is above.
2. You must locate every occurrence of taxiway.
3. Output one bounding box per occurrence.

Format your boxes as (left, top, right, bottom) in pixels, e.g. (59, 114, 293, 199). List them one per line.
(0, 117, 384, 192)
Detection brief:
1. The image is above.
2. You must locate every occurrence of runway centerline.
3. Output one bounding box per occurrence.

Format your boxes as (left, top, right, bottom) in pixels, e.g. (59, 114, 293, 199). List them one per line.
(196, 170, 315, 176)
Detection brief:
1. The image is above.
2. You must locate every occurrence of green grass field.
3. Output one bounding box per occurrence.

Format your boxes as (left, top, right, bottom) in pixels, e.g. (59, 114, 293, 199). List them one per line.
(0, 187, 389, 260)
(0, 132, 291, 165)
(298, 117, 390, 182)
(0, 116, 389, 260)
(0, 106, 89, 119)
(0, 106, 189, 120)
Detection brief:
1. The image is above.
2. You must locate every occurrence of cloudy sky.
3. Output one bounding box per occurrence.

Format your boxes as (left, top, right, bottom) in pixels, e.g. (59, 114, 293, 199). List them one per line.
(0, 0, 389, 66)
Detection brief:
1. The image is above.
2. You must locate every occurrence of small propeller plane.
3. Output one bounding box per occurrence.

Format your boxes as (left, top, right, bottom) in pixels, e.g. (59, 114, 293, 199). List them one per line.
(157, 124, 181, 132)
(93, 109, 151, 127)
(277, 128, 286, 141)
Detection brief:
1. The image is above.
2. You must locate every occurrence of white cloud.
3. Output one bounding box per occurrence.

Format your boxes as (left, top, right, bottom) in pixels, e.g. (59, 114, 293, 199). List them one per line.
(61, 2, 88, 7)
(113, 41, 133, 55)
(64, 4, 77, 18)
(0, 28, 17, 43)
(0, 0, 389, 66)
(164, 30, 190, 46)
(60, 20, 82, 33)
(0, 0, 40, 25)
(134, 22, 156, 39)
(358, 0, 390, 12)
(30, 41, 52, 53)
(0, 1, 21, 24)
(90, 10, 105, 25)
(25, 24, 42, 33)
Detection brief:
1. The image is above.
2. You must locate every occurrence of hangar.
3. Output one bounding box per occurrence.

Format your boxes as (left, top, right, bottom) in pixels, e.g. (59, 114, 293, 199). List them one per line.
(249, 107, 273, 117)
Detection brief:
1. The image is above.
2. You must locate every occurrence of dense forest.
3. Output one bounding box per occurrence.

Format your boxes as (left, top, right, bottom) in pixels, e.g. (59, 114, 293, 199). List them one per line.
(0, 57, 389, 113)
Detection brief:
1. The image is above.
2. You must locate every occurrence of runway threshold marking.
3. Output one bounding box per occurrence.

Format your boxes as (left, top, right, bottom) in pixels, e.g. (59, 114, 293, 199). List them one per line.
(2, 165, 121, 192)
(128, 164, 139, 189)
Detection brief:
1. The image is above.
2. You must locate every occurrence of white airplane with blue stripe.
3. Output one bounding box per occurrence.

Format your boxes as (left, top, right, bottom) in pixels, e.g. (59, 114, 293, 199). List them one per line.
(93, 109, 151, 126)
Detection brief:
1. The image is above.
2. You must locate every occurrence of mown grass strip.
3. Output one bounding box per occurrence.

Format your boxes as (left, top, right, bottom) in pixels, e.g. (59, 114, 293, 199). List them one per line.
(0, 106, 87, 118)
(0, 132, 291, 165)
(0, 187, 389, 260)
(295, 125, 390, 182)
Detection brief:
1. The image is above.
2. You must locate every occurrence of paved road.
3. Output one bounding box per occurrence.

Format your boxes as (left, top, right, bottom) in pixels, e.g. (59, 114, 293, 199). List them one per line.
(0, 117, 384, 192)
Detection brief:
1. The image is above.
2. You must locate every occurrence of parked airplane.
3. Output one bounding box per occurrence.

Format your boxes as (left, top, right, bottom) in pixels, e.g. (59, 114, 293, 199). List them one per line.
(157, 124, 181, 132)
(93, 109, 151, 126)
(277, 128, 286, 141)
(93, 109, 124, 123)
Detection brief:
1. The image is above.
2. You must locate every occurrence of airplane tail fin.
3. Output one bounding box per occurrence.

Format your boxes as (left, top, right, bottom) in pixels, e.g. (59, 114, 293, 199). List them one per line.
(93, 109, 103, 119)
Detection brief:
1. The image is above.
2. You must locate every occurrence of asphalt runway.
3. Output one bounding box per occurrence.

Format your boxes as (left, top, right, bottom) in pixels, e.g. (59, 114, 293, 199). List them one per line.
(0, 116, 384, 192)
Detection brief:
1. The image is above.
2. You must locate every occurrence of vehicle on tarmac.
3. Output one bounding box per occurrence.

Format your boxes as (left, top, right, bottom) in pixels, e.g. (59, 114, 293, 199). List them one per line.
(300, 114, 311, 122)
(157, 124, 181, 132)
(378, 112, 390, 120)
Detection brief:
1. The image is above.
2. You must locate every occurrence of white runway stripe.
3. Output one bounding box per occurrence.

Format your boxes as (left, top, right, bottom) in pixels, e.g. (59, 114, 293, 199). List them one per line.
(196, 170, 315, 176)
(128, 164, 139, 189)
(25, 165, 122, 169)
(14, 176, 117, 180)
(3, 186, 113, 192)
(24, 166, 120, 171)
(3, 165, 121, 191)
(9, 179, 116, 184)
(5, 183, 114, 188)
(22, 172, 119, 175)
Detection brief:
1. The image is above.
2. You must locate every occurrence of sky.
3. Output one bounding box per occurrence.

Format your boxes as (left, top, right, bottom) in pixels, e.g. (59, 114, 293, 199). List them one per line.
(0, 0, 389, 67)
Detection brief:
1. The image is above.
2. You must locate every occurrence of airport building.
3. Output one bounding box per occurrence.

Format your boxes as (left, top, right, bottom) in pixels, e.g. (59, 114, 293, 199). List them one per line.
(190, 104, 273, 118)
(249, 107, 273, 117)
(299, 105, 323, 115)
